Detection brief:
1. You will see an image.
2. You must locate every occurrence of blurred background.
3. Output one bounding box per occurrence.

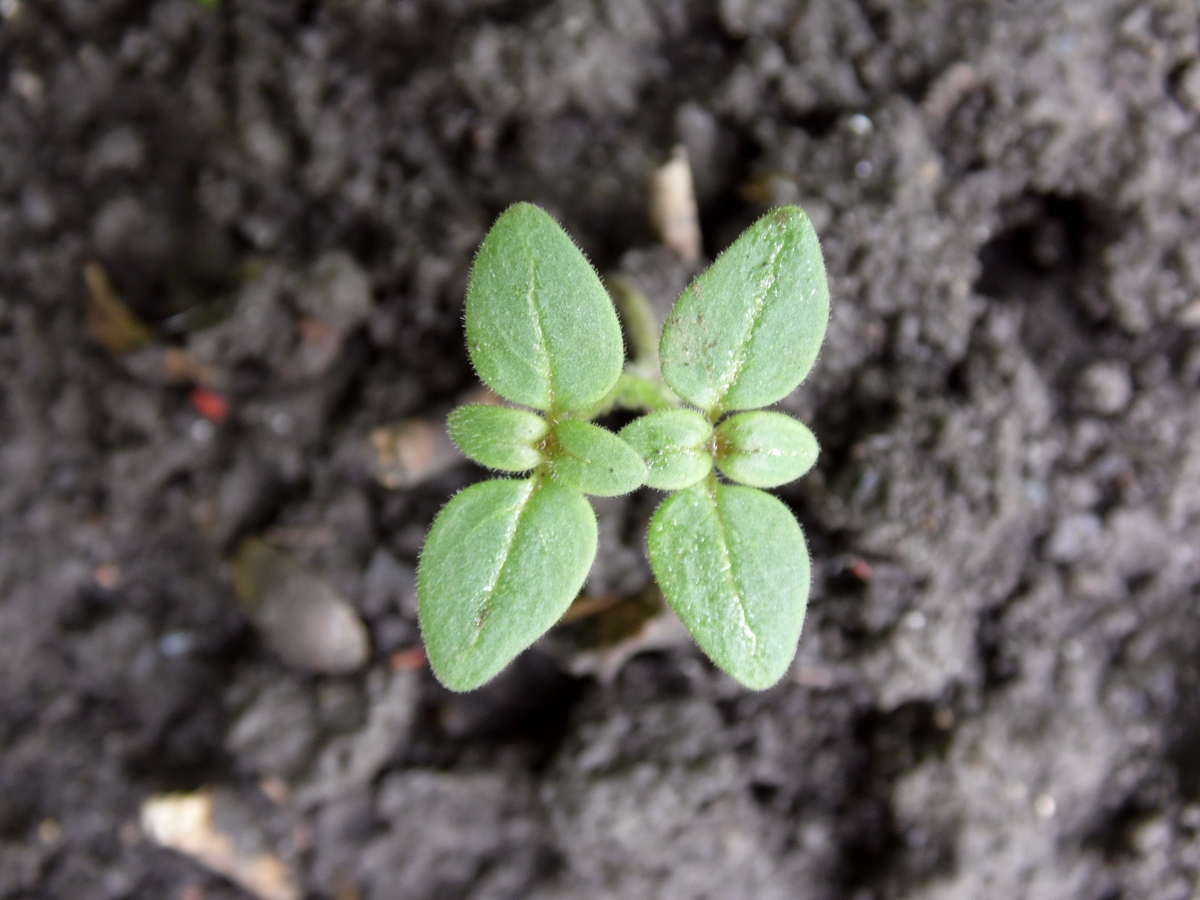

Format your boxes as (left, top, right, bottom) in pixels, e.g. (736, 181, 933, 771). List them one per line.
(2, 0, 1200, 897)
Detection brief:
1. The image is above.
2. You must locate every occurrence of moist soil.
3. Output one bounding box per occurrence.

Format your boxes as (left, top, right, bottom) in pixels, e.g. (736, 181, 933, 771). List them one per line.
(3, 1, 1200, 898)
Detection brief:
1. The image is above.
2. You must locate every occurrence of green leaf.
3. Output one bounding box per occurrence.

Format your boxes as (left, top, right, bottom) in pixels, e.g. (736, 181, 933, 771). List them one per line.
(447, 404, 548, 473)
(418, 477, 597, 691)
(465, 203, 624, 412)
(549, 420, 647, 497)
(659, 206, 829, 414)
(619, 409, 713, 491)
(649, 481, 810, 689)
(715, 411, 819, 488)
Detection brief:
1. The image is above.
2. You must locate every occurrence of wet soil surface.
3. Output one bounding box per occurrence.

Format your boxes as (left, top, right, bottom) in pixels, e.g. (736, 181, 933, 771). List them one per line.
(3, 1, 1200, 897)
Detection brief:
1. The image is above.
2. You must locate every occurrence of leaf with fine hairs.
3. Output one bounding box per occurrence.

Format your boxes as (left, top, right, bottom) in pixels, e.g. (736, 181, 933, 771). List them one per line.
(715, 411, 819, 488)
(465, 203, 624, 412)
(649, 481, 810, 690)
(418, 477, 597, 691)
(660, 206, 829, 414)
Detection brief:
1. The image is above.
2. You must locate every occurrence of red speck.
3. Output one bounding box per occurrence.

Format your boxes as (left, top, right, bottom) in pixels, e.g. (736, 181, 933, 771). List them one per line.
(848, 558, 873, 581)
(388, 646, 428, 672)
(190, 386, 229, 423)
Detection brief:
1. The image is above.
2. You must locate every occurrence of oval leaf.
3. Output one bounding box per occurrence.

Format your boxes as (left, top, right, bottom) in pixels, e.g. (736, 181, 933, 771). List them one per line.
(447, 404, 549, 473)
(465, 203, 624, 412)
(549, 420, 647, 497)
(418, 477, 597, 691)
(659, 206, 829, 413)
(715, 411, 818, 488)
(649, 481, 810, 689)
(619, 409, 713, 491)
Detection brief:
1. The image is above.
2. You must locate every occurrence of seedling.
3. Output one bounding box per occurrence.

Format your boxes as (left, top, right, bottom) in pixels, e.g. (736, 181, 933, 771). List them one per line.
(417, 203, 829, 691)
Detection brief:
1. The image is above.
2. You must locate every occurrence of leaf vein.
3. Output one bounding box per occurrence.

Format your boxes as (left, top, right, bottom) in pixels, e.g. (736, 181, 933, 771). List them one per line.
(713, 233, 787, 410)
(470, 479, 537, 644)
(706, 483, 758, 655)
(523, 232, 554, 408)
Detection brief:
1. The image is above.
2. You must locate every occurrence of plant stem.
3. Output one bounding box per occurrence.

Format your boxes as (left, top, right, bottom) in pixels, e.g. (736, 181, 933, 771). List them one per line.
(583, 370, 681, 419)
(607, 275, 661, 370)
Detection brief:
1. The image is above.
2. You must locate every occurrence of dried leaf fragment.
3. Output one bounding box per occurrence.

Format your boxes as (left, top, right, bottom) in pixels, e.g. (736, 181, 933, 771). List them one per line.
(651, 146, 702, 264)
(140, 790, 299, 900)
(84, 261, 153, 355)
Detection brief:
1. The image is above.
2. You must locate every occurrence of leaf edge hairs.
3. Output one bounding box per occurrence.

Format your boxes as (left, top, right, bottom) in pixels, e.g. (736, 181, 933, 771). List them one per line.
(417, 202, 829, 692)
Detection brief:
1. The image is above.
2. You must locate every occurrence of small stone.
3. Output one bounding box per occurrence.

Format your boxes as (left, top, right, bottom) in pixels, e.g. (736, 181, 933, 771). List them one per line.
(369, 418, 463, 489)
(232, 538, 369, 674)
(1046, 513, 1104, 563)
(93, 563, 121, 589)
(1033, 794, 1056, 818)
(845, 113, 873, 136)
(1077, 361, 1132, 415)
(37, 819, 62, 844)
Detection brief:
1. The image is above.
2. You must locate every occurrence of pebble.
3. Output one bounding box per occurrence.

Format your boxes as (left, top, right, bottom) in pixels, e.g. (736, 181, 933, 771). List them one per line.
(1034, 794, 1057, 818)
(1076, 361, 1132, 415)
(846, 113, 873, 135)
(1046, 513, 1104, 563)
(369, 418, 463, 489)
(232, 538, 370, 674)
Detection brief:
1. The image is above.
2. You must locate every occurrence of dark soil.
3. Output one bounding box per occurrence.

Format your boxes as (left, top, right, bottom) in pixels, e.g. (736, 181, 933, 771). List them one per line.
(3, 1, 1200, 898)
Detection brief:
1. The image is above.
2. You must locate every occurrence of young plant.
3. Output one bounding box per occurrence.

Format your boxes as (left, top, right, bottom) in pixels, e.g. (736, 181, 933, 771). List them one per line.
(417, 203, 829, 692)
(417, 204, 647, 691)
(620, 207, 828, 689)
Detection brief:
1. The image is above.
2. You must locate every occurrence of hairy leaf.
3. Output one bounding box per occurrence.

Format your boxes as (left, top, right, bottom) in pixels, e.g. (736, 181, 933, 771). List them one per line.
(659, 206, 829, 414)
(715, 411, 818, 488)
(418, 477, 597, 691)
(465, 203, 624, 412)
(619, 409, 713, 491)
(447, 404, 549, 473)
(649, 481, 810, 689)
(549, 420, 647, 497)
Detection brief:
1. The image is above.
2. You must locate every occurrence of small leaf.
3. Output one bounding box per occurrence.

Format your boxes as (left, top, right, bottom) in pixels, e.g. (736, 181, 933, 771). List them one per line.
(659, 206, 829, 414)
(549, 420, 647, 497)
(619, 409, 713, 491)
(447, 404, 549, 473)
(649, 481, 810, 690)
(715, 411, 818, 488)
(418, 477, 597, 691)
(465, 203, 624, 412)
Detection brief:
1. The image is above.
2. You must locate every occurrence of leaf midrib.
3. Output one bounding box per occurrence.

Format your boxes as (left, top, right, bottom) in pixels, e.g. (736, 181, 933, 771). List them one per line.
(523, 229, 554, 411)
(711, 230, 788, 412)
(705, 482, 758, 657)
(468, 478, 538, 645)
